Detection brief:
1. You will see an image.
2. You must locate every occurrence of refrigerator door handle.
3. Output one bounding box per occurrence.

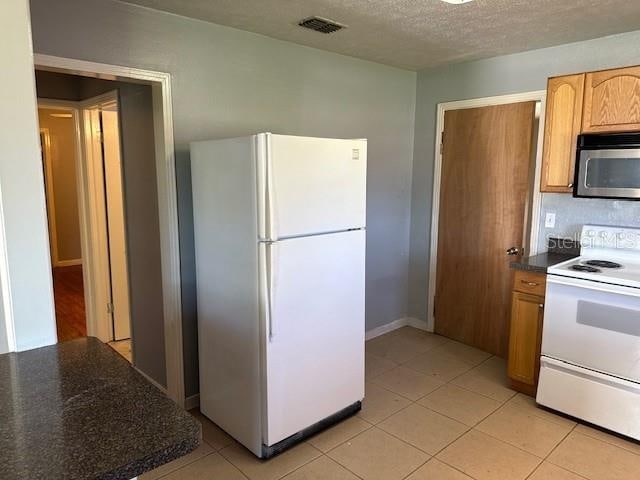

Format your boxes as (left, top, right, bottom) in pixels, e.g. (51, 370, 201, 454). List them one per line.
(265, 135, 277, 241)
(266, 242, 277, 341)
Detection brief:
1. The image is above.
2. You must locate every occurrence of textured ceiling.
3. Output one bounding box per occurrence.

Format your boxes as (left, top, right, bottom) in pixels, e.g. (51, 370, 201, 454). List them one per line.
(119, 0, 640, 70)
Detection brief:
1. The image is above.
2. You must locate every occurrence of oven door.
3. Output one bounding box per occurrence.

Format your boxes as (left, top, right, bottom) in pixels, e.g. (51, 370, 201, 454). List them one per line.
(575, 148, 640, 199)
(542, 275, 640, 383)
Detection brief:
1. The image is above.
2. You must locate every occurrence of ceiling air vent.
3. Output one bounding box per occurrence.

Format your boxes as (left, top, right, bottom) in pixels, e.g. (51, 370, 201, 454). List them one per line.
(298, 16, 346, 34)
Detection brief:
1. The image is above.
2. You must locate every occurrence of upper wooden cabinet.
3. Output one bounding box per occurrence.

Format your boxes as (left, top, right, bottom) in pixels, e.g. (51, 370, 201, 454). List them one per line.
(583, 66, 640, 133)
(540, 74, 585, 193)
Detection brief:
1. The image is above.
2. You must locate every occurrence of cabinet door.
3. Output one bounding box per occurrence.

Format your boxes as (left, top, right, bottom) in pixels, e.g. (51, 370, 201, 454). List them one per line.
(540, 74, 585, 192)
(583, 66, 640, 133)
(508, 292, 544, 387)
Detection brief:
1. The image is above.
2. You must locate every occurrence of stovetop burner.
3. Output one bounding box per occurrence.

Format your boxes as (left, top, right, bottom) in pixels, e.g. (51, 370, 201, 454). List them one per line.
(584, 260, 623, 269)
(571, 265, 601, 273)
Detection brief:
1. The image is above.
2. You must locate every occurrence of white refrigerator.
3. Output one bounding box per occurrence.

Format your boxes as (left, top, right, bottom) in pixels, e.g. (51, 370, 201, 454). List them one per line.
(191, 133, 366, 458)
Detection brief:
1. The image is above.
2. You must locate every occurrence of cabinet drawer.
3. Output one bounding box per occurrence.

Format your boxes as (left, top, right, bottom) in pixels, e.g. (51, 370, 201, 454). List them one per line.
(513, 270, 546, 296)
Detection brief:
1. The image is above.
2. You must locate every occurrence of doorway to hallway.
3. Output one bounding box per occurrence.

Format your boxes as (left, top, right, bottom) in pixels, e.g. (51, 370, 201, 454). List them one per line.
(37, 94, 133, 363)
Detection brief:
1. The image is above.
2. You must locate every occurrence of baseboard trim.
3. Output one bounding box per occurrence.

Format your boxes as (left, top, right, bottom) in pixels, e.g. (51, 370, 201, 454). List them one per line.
(365, 317, 407, 340)
(406, 317, 429, 331)
(365, 316, 431, 341)
(185, 393, 200, 411)
(134, 366, 168, 395)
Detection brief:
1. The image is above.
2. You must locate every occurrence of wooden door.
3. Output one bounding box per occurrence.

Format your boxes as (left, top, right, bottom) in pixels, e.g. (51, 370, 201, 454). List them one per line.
(435, 102, 536, 356)
(508, 291, 544, 388)
(540, 74, 584, 192)
(583, 66, 640, 133)
(101, 106, 132, 341)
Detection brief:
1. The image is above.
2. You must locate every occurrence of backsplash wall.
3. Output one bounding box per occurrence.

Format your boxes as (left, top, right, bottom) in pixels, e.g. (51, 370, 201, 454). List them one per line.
(536, 193, 640, 252)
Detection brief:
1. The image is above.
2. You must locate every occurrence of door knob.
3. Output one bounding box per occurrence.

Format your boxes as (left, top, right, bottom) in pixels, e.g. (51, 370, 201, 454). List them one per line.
(506, 247, 522, 256)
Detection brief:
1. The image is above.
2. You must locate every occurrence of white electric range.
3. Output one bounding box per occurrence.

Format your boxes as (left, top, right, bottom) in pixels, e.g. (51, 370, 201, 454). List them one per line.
(537, 225, 640, 440)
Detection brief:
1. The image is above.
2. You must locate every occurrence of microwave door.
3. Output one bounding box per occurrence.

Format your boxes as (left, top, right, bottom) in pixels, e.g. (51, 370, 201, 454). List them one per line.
(576, 148, 640, 199)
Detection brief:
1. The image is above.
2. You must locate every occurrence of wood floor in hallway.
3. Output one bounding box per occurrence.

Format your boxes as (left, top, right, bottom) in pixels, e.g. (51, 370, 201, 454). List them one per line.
(53, 264, 86, 342)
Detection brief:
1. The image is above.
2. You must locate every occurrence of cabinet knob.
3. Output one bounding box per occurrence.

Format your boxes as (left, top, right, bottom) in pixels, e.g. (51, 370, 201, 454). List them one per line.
(567, 183, 573, 188)
(539, 304, 544, 308)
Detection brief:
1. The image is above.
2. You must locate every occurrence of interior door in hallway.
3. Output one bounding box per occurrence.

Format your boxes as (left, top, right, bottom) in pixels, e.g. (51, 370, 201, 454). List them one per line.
(435, 102, 536, 356)
(102, 104, 131, 341)
(84, 93, 132, 343)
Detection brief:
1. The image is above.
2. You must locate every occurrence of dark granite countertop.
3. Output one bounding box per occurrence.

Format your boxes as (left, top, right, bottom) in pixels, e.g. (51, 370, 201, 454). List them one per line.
(510, 237, 580, 273)
(0, 337, 200, 480)
(510, 252, 577, 273)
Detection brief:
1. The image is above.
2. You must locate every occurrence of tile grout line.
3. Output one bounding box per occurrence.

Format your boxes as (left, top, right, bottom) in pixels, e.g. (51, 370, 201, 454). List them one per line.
(473, 396, 568, 434)
(324, 422, 437, 477)
(466, 426, 547, 461)
(443, 377, 517, 404)
(323, 445, 370, 480)
(573, 427, 640, 457)
(146, 450, 218, 480)
(268, 444, 323, 480)
(398, 456, 432, 480)
(398, 347, 545, 480)
(362, 332, 526, 472)
(433, 429, 545, 480)
(403, 348, 518, 404)
(541, 426, 637, 480)
(372, 399, 475, 462)
(369, 352, 501, 404)
(368, 333, 492, 479)
(416, 392, 503, 429)
(524, 424, 595, 480)
(317, 421, 375, 456)
(522, 420, 579, 480)
(431, 457, 479, 480)
(174, 330, 633, 480)
(256, 333, 509, 479)
(545, 422, 578, 459)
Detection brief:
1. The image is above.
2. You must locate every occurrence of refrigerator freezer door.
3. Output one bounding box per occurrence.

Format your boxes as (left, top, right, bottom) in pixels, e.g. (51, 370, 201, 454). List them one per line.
(263, 229, 365, 446)
(266, 135, 367, 239)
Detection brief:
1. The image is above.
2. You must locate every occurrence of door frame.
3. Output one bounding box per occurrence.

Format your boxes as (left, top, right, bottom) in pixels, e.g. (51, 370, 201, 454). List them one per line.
(427, 90, 547, 332)
(38, 126, 61, 266)
(33, 54, 185, 406)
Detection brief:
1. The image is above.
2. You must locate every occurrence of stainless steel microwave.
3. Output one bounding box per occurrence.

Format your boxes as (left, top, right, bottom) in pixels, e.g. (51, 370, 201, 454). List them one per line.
(575, 133, 640, 199)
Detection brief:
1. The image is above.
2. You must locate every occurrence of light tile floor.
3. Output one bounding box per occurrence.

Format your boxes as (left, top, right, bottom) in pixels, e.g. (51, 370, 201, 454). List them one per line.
(141, 327, 640, 480)
(108, 339, 132, 363)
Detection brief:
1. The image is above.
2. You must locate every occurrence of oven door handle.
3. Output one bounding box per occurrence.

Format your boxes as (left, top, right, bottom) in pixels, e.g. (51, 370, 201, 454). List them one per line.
(540, 356, 640, 392)
(547, 274, 640, 298)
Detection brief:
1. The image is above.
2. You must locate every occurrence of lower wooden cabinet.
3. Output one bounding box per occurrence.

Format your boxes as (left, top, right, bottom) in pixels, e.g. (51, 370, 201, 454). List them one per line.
(508, 272, 545, 396)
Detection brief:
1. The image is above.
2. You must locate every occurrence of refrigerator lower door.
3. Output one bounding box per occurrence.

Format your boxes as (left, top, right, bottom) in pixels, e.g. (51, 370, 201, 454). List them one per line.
(262, 229, 365, 447)
(265, 134, 367, 239)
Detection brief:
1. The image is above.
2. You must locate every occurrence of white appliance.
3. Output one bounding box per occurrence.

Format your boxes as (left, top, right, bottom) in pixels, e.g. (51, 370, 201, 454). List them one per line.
(190, 133, 366, 458)
(537, 225, 640, 440)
